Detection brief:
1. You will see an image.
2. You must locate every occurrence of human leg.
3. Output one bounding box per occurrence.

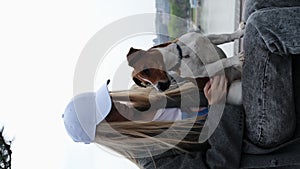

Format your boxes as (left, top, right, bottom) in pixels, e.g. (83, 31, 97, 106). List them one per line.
(245, 7, 300, 56)
(242, 8, 300, 148)
(243, 0, 300, 22)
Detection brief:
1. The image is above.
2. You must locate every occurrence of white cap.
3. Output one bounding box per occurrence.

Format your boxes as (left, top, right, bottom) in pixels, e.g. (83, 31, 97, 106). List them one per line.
(63, 80, 111, 143)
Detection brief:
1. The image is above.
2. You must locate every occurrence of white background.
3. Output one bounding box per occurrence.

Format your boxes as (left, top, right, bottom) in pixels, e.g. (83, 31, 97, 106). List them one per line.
(0, 0, 155, 169)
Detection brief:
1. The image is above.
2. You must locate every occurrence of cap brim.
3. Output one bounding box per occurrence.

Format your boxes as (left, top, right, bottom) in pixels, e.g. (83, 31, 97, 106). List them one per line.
(95, 80, 112, 123)
(66, 80, 112, 143)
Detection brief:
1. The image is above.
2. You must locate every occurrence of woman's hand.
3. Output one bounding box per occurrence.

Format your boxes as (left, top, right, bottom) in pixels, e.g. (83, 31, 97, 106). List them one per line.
(204, 75, 228, 105)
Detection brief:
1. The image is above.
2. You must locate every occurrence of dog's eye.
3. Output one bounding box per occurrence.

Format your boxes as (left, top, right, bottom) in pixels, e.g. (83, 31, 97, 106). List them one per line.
(144, 81, 151, 87)
(142, 68, 151, 76)
(133, 77, 146, 88)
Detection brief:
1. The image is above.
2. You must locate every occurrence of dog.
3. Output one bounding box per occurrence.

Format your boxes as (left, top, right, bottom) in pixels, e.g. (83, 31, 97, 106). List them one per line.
(126, 23, 245, 105)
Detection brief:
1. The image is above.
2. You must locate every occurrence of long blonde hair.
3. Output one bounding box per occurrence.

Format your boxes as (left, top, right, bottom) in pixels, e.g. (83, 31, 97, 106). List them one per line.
(95, 120, 202, 164)
(93, 82, 205, 165)
(109, 82, 203, 111)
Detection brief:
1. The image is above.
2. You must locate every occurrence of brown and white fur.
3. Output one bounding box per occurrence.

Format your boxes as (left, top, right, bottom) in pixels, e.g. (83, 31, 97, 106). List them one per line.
(127, 23, 245, 105)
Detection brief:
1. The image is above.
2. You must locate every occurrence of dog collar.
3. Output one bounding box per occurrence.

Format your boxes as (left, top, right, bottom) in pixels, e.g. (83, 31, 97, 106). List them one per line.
(169, 43, 184, 71)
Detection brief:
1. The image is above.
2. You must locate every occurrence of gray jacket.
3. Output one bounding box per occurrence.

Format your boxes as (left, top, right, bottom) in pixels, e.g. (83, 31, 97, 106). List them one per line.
(137, 104, 300, 169)
(137, 104, 245, 169)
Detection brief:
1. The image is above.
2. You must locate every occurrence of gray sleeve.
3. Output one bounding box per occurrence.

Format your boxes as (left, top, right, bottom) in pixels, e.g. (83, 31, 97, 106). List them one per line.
(140, 105, 244, 169)
(141, 152, 208, 169)
(206, 104, 244, 169)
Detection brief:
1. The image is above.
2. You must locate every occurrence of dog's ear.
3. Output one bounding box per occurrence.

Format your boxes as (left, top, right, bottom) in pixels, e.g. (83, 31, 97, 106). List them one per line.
(127, 47, 141, 57)
(127, 47, 144, 67)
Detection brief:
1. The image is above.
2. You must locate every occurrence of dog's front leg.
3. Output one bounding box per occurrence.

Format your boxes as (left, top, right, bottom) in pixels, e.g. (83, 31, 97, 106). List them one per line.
(206, 22, 246, 45)
(233, 51, 245, 72)
(204, 55, 242, 77)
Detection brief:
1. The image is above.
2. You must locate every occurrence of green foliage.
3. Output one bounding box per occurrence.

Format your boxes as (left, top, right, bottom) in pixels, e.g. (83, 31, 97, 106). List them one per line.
(168, 0, 191, 39)
(169, 0, 190, 18)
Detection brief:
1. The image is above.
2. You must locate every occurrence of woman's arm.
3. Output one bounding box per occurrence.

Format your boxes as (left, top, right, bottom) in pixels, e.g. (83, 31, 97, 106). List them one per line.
(204, 75, 244, 169)
(139, 104, 244, 169)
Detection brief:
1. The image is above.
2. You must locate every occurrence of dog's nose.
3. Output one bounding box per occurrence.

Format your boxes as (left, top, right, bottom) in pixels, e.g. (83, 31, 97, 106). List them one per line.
(157, 81, 171, 91)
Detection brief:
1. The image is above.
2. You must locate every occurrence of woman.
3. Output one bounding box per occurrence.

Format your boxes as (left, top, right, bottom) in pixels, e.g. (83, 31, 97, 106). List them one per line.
(63, 76, 223, 143)
(64, 75, 244, 169)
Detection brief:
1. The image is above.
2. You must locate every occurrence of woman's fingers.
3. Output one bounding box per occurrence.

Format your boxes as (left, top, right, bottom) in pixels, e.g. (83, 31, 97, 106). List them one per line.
(211, 75, 219, 88)
(211, 75, 221, 90)
(204, 80, 211, 97)
(224, 76, 228, 90)
(213, 75, 227, 90)
(220, 75, 227, 91)
(205, 75, 228, 105)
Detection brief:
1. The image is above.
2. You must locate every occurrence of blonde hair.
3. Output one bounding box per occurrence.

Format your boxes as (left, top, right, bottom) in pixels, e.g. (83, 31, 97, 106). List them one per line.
(110, 82, 202, 111)
(94, 119, 202, 164)
(93, 82, 205, 165)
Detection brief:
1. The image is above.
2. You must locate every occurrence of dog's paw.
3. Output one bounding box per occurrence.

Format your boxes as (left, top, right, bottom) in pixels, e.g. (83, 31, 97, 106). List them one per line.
(238, 51, 245, 63)
(233, 21, 246, 39)
(232, 51, 245, 72)
(239, 21, 246, 30)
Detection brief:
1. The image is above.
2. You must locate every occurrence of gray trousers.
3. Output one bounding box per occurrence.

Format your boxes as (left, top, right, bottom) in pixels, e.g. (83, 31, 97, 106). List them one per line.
(242, 0, 300, 148)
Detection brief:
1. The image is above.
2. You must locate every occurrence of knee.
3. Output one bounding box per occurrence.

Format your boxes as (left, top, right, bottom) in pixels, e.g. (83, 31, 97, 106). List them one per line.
(243, 12, 266, 53)
(243, 0, 300, 21)
(243, 9, 274, 51)
(243, 0, 270, 21)
(246, 10, 265, 29)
